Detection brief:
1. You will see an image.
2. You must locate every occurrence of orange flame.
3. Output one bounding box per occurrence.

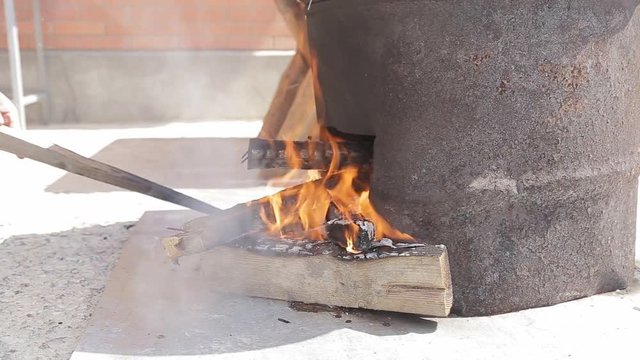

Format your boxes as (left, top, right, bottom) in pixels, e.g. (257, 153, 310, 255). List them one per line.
(258, 132, 413, 252)
(344, 224, 358, 254)
(258, 48, 412, 252)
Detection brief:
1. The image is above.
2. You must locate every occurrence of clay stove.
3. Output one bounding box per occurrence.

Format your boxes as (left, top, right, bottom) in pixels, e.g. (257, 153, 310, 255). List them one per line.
(307, 0, 640, 315)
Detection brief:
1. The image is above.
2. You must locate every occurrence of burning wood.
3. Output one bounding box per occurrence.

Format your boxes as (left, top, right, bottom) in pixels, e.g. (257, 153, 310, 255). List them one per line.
(164, 156, 413, 259)
(162, 153, 452, 316)
(157, 0, 452, 317)
(162, 127, 453, 316)
(244, 138, 372, 170)
(163, 209, 452, 317)
(325, 217, 375, 253)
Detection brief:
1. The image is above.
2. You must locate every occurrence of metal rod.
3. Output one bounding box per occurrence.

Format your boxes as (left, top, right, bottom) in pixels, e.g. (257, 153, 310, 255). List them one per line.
(32, 0, 50, 124)
(0, 130, 222, 215)
(3, 0, 26, 129)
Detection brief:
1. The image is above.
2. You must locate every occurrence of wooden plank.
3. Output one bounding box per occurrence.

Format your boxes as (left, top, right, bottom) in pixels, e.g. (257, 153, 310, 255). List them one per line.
(162, 199, 453, 316)
(187, 243, 452, 317)
(0, 130, 220, 214)
(274, 0, 310, 63)
(258, 52, 309, 140)
(259, 0, 316, 141)
(277, 70, 318, 140)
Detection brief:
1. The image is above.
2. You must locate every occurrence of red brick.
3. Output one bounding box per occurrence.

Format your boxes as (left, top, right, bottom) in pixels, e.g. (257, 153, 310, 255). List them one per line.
(44, 34, 129, 50)
(208, 22, 275, 36)
(227, 7, 279, 23)
(50, 21, 106, 35)
(225, 35, 273, 50)
(18, 36, 35, 49)
(127, 36, 180, 50)
(41, 3, 79, 21)
(9, 2, 35, 22)
(1, 0, 287, 51)
(177, 35, 228, 50)
(18, 21, 35, 34)
(0, 21, 35, 34)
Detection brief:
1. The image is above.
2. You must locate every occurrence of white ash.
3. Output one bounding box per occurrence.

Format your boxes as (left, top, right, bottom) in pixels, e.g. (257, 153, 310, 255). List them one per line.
(231, 230, 431, 261)
(287, 246, 304, 254)
(368, 238, 396, 249)
(273, 244, 291, 252)
(395, 242, 426, 249)
(359, 220, 375, 239)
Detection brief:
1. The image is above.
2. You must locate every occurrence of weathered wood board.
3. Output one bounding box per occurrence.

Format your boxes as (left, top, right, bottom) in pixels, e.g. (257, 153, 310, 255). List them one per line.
(193, 244, 453, 317)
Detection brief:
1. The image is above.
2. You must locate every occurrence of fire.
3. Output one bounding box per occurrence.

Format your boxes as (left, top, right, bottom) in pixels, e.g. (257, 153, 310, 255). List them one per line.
(344, 226, 357, 254)
(257, 48, 412, 252)
(258, 131, 413, 252)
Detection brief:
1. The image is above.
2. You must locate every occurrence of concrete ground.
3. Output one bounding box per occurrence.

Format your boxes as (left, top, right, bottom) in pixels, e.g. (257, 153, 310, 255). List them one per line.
(0, 121, 278, 359)
(71, 210, 640, 360)
(0, 121, 639, 359)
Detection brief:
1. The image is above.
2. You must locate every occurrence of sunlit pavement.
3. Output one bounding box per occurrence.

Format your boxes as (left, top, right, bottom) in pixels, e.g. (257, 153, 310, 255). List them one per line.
(0, 120, 278, 358)
(0, 121, 271, 239)
(0, 121, 638, 359)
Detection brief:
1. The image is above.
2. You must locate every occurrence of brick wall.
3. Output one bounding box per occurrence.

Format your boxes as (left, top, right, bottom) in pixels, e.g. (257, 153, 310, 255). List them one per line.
(0, 0, 295, 50)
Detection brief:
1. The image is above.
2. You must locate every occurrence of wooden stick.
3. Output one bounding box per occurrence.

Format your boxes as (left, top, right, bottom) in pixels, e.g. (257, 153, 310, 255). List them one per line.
(259, 0, 316, 140)
(0, 130, 220, 214)
(273, 0, 311, 64)
(258, 52, 309, 140)
(277, 70, 318, 140)
(163, 175, 348, 259)
(163, 202, 261, 258)
(163, 176, 346, 259)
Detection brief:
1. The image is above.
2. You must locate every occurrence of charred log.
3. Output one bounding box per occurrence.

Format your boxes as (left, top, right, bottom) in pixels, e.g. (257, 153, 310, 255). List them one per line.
(325, 217, 375, 253)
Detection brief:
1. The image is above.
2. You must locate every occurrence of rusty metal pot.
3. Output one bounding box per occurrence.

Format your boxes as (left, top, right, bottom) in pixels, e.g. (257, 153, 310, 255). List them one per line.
(308, 0, 640, 315)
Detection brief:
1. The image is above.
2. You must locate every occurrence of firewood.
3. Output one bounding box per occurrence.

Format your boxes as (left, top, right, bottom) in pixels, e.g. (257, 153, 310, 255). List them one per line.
(259, 53, 309, 140)
(325, 216, 375, 252)
(277, 70, 318, 140)
(259, 0, 317, 141)
(273, 0, 310, 63)
(162, 178, 311, 259)
(176, 233, 453, 316)
(163, 203, 261, 259)
(162, 173, 373, 259)
(162, 196, 453, 316)
(244, 138, 373, 170)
